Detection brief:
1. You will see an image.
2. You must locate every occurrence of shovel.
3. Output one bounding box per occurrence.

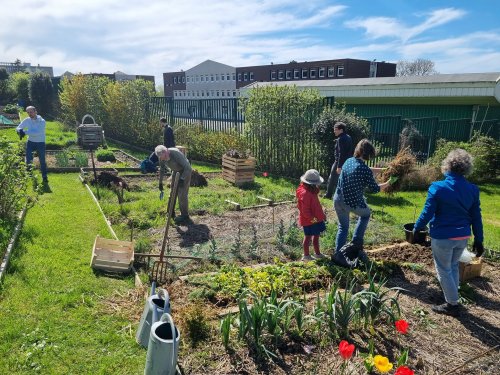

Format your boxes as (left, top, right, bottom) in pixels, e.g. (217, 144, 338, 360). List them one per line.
(150, 173, 180, 285)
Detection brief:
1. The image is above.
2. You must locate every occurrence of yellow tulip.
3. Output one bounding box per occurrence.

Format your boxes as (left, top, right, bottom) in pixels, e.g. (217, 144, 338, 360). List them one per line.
(374, 355, 393, 373)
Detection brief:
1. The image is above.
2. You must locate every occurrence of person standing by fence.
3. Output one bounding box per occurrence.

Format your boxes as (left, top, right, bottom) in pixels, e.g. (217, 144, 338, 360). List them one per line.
(16, 106, 48, 184)
(324, 122, 353, 199)
(161, 117, 175, 148)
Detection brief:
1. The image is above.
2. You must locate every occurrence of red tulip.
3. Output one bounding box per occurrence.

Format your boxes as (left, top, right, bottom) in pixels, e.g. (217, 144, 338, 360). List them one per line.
(395, 319, 409, 334)
(395, 365, 414, 375)
(338, 340, 355, 360)
(263, 172, 269, 177)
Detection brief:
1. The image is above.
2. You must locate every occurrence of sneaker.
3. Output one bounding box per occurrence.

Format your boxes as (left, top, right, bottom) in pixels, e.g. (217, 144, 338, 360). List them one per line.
(313, 253, 327, 259)
(301, 255, 314, 262)
(431, 303, 460, 317)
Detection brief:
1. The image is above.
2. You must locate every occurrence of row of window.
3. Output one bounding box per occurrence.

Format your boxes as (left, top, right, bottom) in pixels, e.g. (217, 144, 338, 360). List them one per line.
(173, 90, 239, 98)
(270, 66, 344, 80)
(173, 73, 237, 85)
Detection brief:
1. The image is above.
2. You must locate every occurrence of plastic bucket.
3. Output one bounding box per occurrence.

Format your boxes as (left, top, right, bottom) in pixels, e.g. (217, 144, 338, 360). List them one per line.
(403, 223, 428, 244)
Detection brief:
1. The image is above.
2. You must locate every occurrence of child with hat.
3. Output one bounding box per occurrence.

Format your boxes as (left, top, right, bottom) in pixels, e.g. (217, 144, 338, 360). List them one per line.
(296, 169, 327, 261)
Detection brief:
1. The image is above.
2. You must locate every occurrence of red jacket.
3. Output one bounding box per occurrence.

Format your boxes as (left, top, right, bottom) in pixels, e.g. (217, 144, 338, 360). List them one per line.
(296, 183, 326, 227)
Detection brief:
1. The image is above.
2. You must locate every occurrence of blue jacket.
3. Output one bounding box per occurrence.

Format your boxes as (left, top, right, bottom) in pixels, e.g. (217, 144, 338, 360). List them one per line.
(414, 172, 483, 241)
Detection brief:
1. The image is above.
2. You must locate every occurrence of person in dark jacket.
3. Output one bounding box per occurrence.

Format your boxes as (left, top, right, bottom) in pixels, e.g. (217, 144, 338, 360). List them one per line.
(161, 117, 175, 148)
(414, 149, 484, 317)
(324, 122, 353, 199)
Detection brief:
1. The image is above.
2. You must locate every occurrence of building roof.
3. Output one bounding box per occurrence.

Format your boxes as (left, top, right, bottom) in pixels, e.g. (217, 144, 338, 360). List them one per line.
(241, 72, 500, 105)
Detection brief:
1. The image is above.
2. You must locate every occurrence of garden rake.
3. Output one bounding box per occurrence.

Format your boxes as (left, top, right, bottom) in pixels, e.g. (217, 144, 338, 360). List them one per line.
(150, 172, 180, 285)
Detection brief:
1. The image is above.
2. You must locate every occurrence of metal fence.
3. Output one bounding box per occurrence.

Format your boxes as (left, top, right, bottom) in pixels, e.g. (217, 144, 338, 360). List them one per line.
(147, 97, 499, 176)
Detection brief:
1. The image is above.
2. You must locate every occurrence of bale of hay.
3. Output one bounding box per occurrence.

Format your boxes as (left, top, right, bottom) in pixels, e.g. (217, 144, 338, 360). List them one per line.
(378, 147, 417, 193)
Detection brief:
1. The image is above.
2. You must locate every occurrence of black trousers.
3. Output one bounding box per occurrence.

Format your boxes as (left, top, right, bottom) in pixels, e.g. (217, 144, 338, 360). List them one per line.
(324, 161, 339, 197)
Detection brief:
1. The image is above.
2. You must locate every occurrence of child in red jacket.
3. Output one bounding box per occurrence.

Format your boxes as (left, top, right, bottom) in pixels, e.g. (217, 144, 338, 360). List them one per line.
(296, 169, 327, 261)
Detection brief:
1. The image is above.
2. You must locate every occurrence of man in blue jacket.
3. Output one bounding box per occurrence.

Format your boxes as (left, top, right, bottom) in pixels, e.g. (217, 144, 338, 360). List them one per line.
(324, 122, 353, 199)
(414, 149, 484, 317)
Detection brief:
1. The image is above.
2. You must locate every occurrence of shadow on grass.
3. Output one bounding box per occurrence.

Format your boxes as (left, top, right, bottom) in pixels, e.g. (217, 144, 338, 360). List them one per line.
(176, 222, 211, 248)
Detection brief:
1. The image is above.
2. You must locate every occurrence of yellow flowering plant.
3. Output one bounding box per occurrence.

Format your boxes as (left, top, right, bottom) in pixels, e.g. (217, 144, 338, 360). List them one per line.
(374, 355, 393, 373)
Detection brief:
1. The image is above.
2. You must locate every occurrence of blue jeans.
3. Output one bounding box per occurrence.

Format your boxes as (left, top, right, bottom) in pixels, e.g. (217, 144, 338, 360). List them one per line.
(26, 141, 47, 180)
(431, 238, 468, 305)
(334, 192, 371, 252)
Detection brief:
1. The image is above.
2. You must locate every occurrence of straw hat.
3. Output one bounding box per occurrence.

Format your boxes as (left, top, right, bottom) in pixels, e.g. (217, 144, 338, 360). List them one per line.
(300, 169, 324, 185)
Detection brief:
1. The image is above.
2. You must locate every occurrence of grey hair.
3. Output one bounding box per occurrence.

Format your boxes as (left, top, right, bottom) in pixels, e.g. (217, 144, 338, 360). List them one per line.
(155, 145, 168, 157)
(441, 148, 473, 176)
(26, 106, 36, 111)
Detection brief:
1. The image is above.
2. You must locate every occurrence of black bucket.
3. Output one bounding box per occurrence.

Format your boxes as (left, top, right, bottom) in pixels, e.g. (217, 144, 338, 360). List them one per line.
(404, 223, 428, 244)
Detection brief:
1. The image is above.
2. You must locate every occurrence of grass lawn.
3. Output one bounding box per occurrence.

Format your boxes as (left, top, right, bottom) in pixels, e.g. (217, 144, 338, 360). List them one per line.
(0, 174, 145, 374)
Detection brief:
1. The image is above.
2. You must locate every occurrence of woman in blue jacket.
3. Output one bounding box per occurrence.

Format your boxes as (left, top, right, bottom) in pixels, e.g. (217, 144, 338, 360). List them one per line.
(414, 149, 484, 317)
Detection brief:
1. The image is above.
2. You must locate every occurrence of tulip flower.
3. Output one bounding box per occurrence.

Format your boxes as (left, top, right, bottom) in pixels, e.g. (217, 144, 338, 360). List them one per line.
(395, 319, 409, 335)
(374, 355, 393, 373)
(338, 340, 355, 360)
(395, 366, 414, 375)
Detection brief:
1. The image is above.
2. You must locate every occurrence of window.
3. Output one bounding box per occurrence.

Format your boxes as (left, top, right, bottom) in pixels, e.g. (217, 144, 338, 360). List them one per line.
(182, 76, 185, 83)
(310, 69, 317, 79)
(294, 69, 300, 79)
(337, 66, 344, 77)
(238, 73, 242, 81)
(327, 67, 334, 77)
(270, 71, 276, 80)
(222, 91, 225, 97)
(249, 72, 254, 80)
(216, 91, 220, 97)
(211, 75, 214, 82)
(187, 76, 190, 83)
(221, 74, 225, 81)
(196, 75, 199, 82)
(200, 75, 204, 82)
(319, 67, 325, 78)
(173, 77, 177, 84)
(231, 73, 235, 80)
(244, 72, 248, 81)
(201, 91, 204, 97)
(278, 70, 284, 80)
(233, 91, 236, 97)
(302, 69, 308, 79)
(215, 74, 219, 81)
(227, 91, 230, 97)
(286, 70, 292, 79)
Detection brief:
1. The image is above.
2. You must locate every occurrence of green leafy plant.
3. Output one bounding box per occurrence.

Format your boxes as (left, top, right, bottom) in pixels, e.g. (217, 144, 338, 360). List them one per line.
(208, 237, 218, 264)
(177, 302, 212, 347)
(275, 219, 286, 254)
(96, 148, 116, 162)
(248, 224, 259, 260)
(230, 226, 243, 259)
(220, 313, 232, 349)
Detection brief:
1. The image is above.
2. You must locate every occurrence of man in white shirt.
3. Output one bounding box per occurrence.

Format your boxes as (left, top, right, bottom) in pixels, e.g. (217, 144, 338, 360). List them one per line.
(16, 106, 48, 183)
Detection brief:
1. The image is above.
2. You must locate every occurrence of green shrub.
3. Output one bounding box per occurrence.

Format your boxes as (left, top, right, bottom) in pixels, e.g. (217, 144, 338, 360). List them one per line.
(175, 123, 247, 163)
(3, 103, 21, 114)
(428, 134, 500, 183)
(96, 148, 116, 162)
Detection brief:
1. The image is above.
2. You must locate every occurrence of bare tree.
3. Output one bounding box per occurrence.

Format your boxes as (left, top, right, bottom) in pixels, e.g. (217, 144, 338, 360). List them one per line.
(396, 58, 438, 76)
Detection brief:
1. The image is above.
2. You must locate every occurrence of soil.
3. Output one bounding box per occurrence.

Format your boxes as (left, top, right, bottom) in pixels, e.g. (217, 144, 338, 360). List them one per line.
(93, 173, 499, 374)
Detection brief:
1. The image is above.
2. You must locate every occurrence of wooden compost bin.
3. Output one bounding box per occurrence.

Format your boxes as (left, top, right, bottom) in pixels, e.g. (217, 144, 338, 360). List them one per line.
(222, 155, 256, 186)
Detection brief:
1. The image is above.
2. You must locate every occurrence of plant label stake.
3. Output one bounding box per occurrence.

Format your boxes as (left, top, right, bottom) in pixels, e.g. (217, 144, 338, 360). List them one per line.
(151, 173, 180, 285)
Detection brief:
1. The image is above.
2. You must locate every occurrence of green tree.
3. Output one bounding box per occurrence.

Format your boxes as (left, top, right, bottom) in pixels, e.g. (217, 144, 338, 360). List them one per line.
(29, 71, 54, 116)
(8, 71, 30, 106)
(0, 68, 13, 104)
(312, 103, 370, 175)
(241, 85, 324, 176)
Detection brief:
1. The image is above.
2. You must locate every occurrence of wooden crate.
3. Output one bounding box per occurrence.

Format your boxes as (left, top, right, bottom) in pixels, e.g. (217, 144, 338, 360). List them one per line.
(459, 258, 482, 282)
(222, 155, 255, 185)
(91, 236, 134, 272)
(176, 145, 187, 157)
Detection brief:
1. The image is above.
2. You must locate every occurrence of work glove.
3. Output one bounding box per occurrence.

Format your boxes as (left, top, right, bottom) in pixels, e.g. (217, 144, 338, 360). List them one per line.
(158, 182, 164, 192)
(472, 240, 484, 257)
(388, 176, 399, 185)
(17, 129, 25, 140)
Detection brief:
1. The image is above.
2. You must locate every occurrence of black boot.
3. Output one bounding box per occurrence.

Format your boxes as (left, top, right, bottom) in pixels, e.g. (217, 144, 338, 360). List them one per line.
(432, 303, 460, 317)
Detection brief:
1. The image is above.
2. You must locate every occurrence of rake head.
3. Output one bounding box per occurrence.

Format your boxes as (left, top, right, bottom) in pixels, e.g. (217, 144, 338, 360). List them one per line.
(150, 260, 170, 285)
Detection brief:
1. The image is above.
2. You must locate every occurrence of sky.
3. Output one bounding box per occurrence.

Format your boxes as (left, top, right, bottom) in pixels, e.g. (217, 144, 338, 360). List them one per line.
(1, 0, 499, 86)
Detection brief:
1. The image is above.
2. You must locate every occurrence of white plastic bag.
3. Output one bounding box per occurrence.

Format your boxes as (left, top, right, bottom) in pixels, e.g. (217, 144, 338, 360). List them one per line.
(459, 249, 475, 264)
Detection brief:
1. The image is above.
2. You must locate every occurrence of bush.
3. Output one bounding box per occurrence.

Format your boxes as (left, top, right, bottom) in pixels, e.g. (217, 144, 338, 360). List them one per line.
(175, 123, 248, 163)
(428, 134, 500, 183)
(3, 103, 21, 114)
(29, 71, 55, 117)
(312, 103, 370, 176)
(96, 148, 116, 162)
